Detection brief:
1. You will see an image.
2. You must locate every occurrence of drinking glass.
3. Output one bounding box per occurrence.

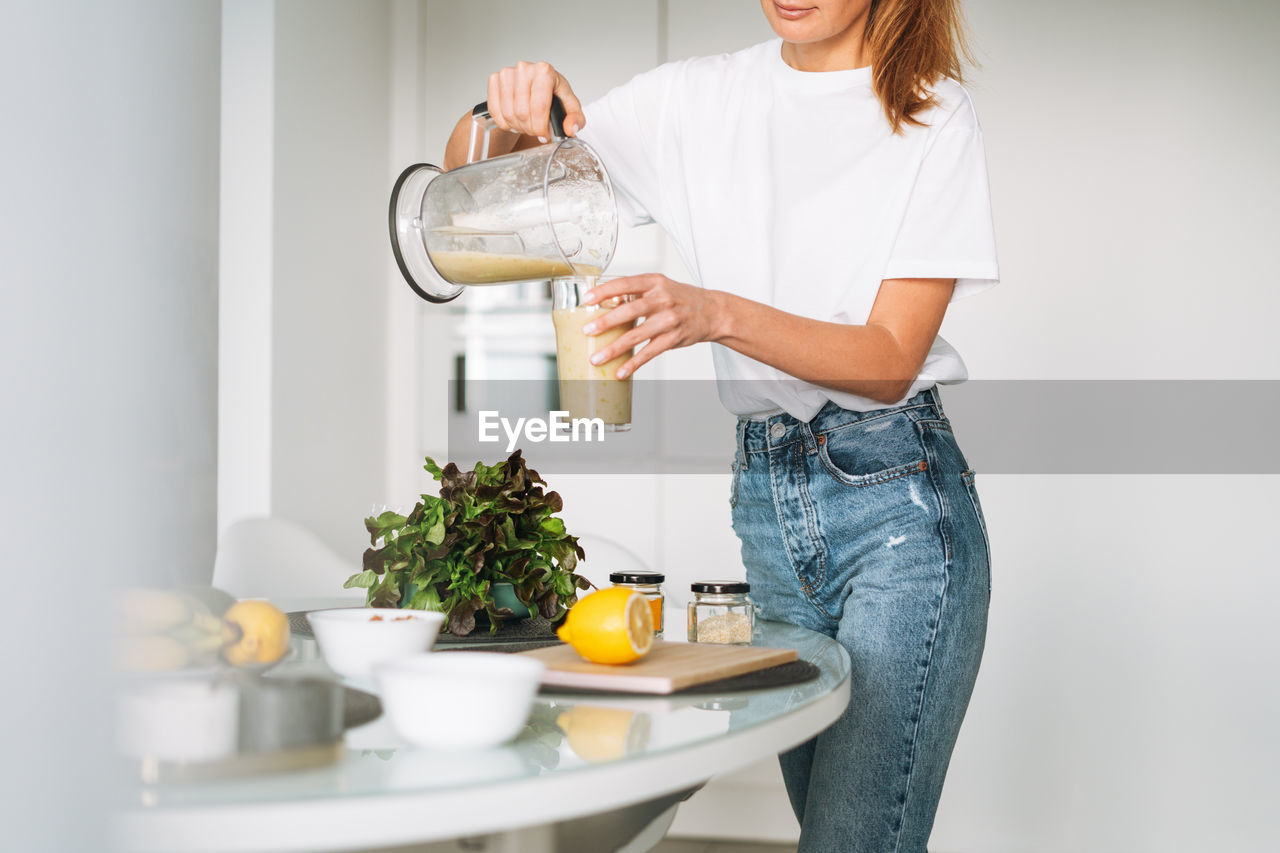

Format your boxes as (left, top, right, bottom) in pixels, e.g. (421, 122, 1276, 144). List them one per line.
(551, 276, 633, 432)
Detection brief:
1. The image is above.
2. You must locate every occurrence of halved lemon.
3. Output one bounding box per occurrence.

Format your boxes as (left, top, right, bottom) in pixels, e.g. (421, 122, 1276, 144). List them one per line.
(556, 706, 651, 762)
(556, 588, 653, 665)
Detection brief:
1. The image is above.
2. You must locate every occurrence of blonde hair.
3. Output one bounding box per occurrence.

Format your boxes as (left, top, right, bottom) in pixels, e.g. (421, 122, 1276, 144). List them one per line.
(866, 0, 976, 133)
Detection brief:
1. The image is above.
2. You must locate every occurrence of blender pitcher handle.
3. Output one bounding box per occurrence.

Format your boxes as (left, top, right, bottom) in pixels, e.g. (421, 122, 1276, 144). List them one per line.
(467, 95, 568, 164)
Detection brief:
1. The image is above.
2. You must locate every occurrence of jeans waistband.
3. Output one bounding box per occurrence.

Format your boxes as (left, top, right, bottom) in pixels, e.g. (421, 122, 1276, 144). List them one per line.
(735, 387, 943, 458)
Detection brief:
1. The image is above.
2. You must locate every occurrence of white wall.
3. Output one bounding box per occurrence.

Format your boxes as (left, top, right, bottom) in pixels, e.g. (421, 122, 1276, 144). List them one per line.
(270, 0, 394, 559)
(1, 0, 222, 847)
(950, 0, 1280, 382)
(219, 0, 398, 564)
(932, 476, 1280, 852)
(929, 2, 1280, 850)
(384, 0, 433, 508)
(220, 0, 276, 533)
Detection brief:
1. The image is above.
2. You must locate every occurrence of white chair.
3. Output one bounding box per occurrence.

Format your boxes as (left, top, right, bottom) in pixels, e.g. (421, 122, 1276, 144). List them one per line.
(213, 516, 365, 602)
(573, 533, 651, 592)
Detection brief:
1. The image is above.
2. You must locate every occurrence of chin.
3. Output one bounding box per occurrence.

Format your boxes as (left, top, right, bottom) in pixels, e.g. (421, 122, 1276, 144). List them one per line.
(763, 4, 827, 42)
(762, 24, 824, 45)
(768, 22, 823, 43)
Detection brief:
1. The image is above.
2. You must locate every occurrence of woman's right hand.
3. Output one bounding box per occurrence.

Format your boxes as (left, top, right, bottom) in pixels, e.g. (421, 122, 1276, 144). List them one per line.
(485, 61, 586, 139)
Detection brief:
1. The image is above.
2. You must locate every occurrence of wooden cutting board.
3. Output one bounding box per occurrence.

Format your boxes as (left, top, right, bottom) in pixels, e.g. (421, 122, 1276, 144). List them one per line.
(520, 641, 797, 694)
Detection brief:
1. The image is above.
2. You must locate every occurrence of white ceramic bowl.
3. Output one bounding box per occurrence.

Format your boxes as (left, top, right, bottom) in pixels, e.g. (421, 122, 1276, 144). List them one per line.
(306, 608, 445, 679)
(374, 652, 546, 750)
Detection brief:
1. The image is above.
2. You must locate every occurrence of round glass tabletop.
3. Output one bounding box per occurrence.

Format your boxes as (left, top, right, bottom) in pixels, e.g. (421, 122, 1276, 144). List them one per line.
(115, 610, 850, 852)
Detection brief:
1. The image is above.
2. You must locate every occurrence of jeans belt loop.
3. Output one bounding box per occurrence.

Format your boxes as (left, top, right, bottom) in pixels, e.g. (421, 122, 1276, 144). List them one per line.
(799, 420, 816, 453)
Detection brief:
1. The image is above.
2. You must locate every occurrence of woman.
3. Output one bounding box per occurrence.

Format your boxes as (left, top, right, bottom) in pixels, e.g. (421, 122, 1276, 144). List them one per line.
(443, 1, 996, 849)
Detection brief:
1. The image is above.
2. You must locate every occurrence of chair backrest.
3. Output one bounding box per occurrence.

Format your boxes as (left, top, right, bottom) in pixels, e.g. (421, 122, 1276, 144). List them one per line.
(213, 516, 365, 601)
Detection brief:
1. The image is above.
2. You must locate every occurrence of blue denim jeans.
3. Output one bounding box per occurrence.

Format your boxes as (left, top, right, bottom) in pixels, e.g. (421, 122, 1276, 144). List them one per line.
(730, 387, 990, 853)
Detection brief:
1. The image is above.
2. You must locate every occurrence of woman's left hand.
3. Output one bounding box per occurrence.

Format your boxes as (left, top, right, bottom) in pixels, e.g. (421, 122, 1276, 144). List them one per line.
(580, 274, 724, 379)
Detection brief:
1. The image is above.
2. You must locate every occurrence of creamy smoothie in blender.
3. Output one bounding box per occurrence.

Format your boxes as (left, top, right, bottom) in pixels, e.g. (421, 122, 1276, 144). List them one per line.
(429, 251, 603, 285)
(551, 289, 634, 430)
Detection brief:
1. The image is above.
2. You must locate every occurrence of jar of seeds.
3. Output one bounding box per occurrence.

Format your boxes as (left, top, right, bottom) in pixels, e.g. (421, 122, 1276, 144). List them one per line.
(687, 581, 753, 645)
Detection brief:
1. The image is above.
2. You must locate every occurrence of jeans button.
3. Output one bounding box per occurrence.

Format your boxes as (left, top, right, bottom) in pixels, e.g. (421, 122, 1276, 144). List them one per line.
(769, 423, 786, 440)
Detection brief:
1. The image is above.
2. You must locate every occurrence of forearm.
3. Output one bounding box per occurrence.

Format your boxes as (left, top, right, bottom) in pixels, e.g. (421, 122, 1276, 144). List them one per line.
(442, 112, 535, 170)
(709, 291, 923, 404)
(442, 113, 474, 170)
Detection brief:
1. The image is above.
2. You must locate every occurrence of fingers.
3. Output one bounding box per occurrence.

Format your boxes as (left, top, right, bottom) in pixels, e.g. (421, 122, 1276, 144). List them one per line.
(487, 61, 567, 139)
(590, 312, 675, 366)
(580, 297, 646, 336)
(552, 73, 587, 136)
(496, 67, 516, 132)
(616, 333, 678, 380)
(582, 274, 659, 306)
(486, 72, 505, 131)
(527, 68, 554, 141)
(511, 63, 534, 136)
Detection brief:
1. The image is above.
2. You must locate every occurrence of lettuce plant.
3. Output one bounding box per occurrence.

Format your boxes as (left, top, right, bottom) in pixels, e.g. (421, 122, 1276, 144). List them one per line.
(344, 451, 591, 635)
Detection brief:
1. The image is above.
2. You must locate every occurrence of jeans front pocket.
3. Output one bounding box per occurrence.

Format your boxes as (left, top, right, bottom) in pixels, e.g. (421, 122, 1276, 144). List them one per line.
(816, 411, 929, 487)
(729, 456, 742, 509)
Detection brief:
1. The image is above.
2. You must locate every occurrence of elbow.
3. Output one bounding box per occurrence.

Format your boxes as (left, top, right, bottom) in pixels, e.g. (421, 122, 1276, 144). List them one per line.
(861, 359, 917, 404)
(863, 379, 915, 406)
(856, 326, 923, 405)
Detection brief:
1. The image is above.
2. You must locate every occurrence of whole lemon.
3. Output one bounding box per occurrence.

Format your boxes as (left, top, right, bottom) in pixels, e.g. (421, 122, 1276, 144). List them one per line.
(556, 588, 653, 665)
(221, 600, 291, 666)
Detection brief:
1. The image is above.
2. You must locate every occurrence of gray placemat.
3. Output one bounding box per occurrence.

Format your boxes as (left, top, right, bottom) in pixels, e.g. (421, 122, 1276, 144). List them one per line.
(437, 615, 559, 643)
(290, 609, 557, 644)
(435, 639, 565, 654)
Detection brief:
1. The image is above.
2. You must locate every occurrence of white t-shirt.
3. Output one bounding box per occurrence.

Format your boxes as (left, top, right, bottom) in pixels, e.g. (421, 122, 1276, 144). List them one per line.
(578, 39, 999, 420)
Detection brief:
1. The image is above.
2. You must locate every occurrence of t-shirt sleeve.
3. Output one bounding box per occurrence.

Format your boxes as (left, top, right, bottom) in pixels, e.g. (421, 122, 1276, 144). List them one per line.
(577, 63, 680, 230)
(881, 121, 1000, 300)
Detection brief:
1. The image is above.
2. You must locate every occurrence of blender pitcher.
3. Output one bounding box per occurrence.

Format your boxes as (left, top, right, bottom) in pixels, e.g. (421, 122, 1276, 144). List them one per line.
(389, 97, 618, 303)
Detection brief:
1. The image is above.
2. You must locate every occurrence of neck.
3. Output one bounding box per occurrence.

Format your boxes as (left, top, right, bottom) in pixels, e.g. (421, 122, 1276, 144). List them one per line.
(780, 14, 871, 72)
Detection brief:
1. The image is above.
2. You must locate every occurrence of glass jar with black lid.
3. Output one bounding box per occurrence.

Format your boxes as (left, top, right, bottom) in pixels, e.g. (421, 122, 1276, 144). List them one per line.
(687, 580, 753, 645)
(609, 571, 665, 638)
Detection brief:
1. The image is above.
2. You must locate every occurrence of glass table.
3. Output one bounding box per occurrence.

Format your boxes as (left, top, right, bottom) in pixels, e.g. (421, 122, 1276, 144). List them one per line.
(113, 607, 850, 852)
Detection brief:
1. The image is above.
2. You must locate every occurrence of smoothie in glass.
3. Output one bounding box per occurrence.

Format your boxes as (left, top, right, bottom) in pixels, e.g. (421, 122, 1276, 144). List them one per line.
(551, 277, 633, 431)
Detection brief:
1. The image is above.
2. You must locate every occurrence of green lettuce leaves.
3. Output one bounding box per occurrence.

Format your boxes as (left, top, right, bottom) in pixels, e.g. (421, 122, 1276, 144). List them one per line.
(344, 450, 591, 635)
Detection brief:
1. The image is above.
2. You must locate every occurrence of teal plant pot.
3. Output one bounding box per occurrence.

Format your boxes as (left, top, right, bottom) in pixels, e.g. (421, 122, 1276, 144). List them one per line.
(399, 579, 531, 623)
(490, 582, 532, 620)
